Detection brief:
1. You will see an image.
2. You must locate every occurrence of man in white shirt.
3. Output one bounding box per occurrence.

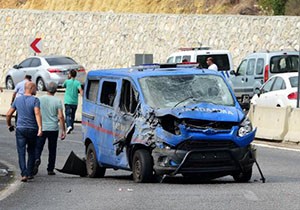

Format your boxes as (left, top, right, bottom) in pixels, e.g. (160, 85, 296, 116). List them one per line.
(206, 57, 218, 71)
(11, 75, 32, 104)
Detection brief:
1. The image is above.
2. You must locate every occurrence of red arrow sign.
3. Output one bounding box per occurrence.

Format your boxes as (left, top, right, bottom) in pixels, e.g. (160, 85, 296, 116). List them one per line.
(30, 38, 42, 53)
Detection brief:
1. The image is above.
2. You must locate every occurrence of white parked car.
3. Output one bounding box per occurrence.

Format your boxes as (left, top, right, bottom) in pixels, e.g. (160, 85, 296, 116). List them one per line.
(5, 55, 86, 91)
(251, 72, 299, 108)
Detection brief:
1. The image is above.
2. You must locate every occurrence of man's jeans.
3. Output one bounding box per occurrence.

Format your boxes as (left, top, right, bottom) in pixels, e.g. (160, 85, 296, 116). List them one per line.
(35, 131, 59, 172)
(16, 128, 38, 177)
(65, 104, 77, 129)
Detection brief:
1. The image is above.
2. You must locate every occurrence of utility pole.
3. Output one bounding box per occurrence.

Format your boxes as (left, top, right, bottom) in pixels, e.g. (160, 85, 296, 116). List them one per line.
(297, 41, 300, 108)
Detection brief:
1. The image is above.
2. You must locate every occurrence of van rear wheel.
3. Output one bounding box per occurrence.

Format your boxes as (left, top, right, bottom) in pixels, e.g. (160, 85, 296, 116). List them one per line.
(86, 144, 106, 178)
(132, 149, 153, 183)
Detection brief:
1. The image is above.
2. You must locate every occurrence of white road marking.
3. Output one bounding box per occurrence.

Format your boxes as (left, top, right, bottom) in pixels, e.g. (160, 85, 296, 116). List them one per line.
(254, 142, 300, 152)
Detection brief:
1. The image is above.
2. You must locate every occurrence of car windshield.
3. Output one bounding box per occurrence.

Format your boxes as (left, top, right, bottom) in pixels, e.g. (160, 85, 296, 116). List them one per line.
(139, 74, 235, 109)
(46, 57, 77, 66)
(289, 76, 298, 88)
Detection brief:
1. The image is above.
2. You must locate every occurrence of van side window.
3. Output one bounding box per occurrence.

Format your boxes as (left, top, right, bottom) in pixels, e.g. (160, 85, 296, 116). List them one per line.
(167, 57, 174, 64)
(119, 80, 138, 114)
(182, 56, 191, 62)
(256, 58, 264, 75)
(246, 59, 255, 75)
(100, 81, 117, 107)
(86, 80, 99, 102)
(237, 60, 247, 76)
(175, 56, 182, 63)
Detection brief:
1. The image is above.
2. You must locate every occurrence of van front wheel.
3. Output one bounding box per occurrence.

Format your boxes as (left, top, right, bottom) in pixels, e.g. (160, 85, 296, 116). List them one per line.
(132, 149, 153, 183)
(86, 144, 106, 178)
(232, 168, 252, 182)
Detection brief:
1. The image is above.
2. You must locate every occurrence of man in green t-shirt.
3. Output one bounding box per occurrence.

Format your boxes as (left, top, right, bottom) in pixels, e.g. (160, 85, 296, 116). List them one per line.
(63, 70, 83, 134)
(33, 82, 66, 176)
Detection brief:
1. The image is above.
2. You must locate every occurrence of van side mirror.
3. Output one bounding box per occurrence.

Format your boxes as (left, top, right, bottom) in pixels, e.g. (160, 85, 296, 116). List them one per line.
(13, 65, 19, 69)
(229, 70, 237, 76)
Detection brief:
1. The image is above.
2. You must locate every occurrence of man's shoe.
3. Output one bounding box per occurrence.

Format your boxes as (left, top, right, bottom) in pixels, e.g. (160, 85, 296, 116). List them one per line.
(33, 159, 40, 176)
(48, 171, 56, 175)
(28, 176, 34, 180)
(67, 126, 72, 134)
(21, 176, 28, 182)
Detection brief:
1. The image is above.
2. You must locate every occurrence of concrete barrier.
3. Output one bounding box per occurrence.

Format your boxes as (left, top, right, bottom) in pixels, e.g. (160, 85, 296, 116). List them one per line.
(251, 105, 291, 141)
(283, 108, 300, 144)
(0, 90, 82, 122)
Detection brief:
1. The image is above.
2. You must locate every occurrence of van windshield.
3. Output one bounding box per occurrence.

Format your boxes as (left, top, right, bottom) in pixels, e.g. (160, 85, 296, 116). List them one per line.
(139, 74, 235, 109)
(270, 55, 299, 73)
(197, 54, 230, 70)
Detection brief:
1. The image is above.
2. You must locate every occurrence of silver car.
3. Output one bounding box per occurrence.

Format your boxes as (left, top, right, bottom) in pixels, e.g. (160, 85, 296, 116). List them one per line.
(5, 55, 86, 91)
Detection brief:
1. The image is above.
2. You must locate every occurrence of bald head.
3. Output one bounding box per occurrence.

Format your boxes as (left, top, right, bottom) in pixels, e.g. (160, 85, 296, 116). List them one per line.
(25, 82, 37, 95)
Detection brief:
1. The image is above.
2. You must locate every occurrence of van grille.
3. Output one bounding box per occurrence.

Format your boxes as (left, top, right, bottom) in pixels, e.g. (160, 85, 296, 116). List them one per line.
(176, 140, 238, 151)
(183, 119, 237, 130)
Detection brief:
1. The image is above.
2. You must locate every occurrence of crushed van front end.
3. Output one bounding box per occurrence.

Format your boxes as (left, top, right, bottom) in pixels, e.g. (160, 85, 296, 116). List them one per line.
(150, 112, 256, 179)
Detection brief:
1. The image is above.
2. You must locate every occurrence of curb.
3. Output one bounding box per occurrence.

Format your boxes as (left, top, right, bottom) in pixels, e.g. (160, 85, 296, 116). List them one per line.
(0, 160, 20, 201)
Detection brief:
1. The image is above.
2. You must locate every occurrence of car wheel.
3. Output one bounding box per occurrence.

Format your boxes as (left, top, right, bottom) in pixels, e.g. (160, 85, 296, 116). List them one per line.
(86, 143, 106, 178)
(232, 168, 252, 183)
(132, 149, 153, 183)
(6, 76, 14, 90)
(37, 78, 46, 91)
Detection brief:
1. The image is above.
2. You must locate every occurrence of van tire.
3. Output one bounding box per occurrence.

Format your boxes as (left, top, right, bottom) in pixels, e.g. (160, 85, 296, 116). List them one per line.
(86, 143, 106, 178)
(132, 149, 153, 183)
(232, 168, 252, 182)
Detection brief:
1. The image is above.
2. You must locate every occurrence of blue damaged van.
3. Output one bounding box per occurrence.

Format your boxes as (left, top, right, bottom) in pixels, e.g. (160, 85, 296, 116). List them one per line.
(81, 64, 257, 183)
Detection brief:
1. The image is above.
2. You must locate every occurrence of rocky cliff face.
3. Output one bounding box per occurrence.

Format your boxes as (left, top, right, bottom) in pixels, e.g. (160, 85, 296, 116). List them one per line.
(0, 0, 260, 15)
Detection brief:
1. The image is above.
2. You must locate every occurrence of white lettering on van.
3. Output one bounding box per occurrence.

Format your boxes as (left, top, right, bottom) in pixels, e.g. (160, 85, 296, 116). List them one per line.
(197, 107, 234, 115)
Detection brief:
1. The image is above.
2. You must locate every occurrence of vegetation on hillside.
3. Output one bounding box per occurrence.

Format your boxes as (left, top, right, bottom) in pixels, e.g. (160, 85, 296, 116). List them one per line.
(0, 0, 298, 16)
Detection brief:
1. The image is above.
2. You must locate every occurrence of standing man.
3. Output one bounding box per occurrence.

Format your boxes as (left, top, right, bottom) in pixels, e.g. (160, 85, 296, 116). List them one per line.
(34, 82, 66, 176)
(6, 82, 42, 182)
(206, 57, 218, 71)
(63, 69, 83, 134)
(11, 75, 32, 104)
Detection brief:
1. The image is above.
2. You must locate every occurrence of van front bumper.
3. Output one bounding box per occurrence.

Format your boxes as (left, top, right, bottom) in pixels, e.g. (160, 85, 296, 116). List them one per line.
(152, 145, 256, 176)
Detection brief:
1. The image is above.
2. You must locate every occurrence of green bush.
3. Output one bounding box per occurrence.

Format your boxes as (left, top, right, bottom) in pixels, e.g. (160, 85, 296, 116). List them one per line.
(259, 0, 287, 15)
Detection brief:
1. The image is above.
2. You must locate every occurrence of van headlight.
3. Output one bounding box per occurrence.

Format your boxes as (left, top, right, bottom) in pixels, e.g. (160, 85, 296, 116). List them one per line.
(238, 117, 253, 137)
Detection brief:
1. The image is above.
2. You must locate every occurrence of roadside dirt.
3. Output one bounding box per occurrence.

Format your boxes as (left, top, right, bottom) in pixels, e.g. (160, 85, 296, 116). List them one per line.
(0, 0, 260, 15)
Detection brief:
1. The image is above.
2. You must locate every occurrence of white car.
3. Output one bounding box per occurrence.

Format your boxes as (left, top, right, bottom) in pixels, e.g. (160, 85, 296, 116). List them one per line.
(251, 72, 299, 108)
(5, 55, 86, 91)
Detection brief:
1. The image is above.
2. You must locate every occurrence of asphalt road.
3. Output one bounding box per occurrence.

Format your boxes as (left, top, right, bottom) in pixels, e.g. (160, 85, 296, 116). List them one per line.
(1, 119, 300, 210)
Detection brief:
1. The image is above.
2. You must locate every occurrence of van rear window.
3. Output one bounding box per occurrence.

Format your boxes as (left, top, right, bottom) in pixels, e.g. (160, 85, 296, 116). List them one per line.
(197, 54, 230, 70)
(270, 55, 299, 73)
(86, 80, 99, 102)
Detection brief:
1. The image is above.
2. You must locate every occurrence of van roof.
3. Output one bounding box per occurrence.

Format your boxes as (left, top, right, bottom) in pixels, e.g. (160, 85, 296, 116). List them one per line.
(87, 67, 221, 80)
(168, 49, 231, 57)
(247, 51, 299, 56)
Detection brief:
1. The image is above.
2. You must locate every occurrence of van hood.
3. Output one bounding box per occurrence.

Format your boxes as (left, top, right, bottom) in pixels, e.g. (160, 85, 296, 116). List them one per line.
(154, 103, 244, 123)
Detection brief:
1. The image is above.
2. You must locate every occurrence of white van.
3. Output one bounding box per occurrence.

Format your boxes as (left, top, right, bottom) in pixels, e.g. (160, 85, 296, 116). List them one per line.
(230, 51, 299, 108)
(166, 47, 234, 73)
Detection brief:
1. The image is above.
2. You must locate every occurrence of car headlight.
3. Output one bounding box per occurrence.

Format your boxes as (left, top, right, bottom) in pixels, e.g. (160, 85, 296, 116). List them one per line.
(238, 116, 253, 137)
